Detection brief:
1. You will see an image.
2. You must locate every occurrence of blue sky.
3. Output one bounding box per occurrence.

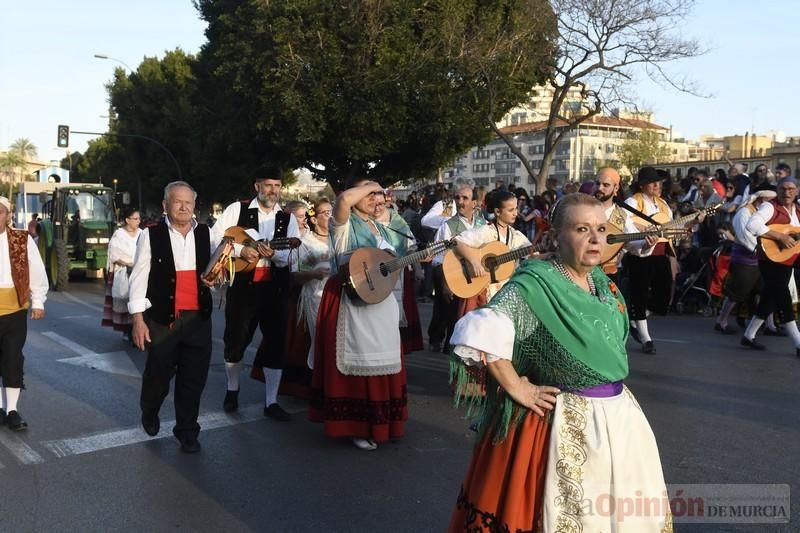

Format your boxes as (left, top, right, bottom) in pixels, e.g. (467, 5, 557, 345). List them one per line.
(1, 1, 798, 164)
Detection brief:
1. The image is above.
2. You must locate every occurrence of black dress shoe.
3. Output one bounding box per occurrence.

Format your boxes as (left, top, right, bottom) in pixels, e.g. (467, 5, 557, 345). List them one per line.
(6, 411, 28, 431)
(763, 327, 786, 337)
(178, 436, 201, 454)
(740, 336, 766, 350)
(714, 323, 737, 335)
(141, 413, 160, 436)
(796, 348, 800, 359)
(223, 389, 239, 413)
(264, 403, 292, 422)
(0, 408, 6, 426)
(629, 326, 642, 344)
(642, 341, 656, 354)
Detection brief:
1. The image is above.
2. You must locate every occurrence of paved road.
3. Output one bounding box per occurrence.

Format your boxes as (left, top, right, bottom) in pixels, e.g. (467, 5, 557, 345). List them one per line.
(0, 279, 797, 532)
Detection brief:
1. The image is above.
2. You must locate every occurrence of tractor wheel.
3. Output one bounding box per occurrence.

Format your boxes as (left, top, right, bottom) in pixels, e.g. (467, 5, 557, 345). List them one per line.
(49, 240, 70, 291)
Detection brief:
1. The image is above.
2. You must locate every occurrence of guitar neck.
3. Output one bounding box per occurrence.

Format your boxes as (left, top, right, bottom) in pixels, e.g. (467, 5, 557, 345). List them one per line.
(662, 205, 717, 229)
(492, 245, 534, 266)
(386, 241, 448, 273)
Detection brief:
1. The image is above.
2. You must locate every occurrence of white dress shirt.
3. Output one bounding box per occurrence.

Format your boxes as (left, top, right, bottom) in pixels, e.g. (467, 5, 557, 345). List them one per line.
(624, 195, 671, 257)
(421, 200, 451, 230)
(732, 206, 758, 252)
(210, 199, 300, 271)
(746, 202, 800, 237)
(432, 213, 483, 266)
(128, 218, 212, 314)
(0, 230, 48, 309)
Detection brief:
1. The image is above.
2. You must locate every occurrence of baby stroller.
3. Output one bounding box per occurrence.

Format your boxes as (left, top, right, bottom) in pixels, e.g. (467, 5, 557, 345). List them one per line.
(672, 241, 722, 317)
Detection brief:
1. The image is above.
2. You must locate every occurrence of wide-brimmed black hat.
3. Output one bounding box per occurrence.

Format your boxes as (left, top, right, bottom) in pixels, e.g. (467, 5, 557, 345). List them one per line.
(637, 166, 664, 185)
(254, 163, 284, 182)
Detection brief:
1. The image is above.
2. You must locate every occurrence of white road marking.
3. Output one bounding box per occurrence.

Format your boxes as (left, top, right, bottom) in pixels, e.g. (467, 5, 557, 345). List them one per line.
(42, 331, 141, 378)
(42, 404, 303, 458)
(59, 292, 104, 312)
(0, 431, 45, 465)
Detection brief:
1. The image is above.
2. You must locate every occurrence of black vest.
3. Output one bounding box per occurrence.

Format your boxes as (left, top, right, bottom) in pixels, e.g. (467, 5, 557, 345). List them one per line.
(145, 220, 212, 325)
(233, 201, 291, 287)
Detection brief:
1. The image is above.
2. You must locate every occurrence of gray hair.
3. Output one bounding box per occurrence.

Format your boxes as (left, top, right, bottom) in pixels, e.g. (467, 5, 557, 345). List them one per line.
(453, 177, 475, 192)
(163, 181, 198, 202)
(549, 193, 603, 233)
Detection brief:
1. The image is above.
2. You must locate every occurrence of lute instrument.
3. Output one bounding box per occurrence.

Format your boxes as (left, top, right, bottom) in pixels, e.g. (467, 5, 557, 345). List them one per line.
(342, 239, 456, 304)
(601, 226, 689, 264)
(759, 224, 800, 264)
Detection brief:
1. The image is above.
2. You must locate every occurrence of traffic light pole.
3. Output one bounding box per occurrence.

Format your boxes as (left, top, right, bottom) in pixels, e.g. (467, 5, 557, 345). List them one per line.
(70, 130, 183, 209)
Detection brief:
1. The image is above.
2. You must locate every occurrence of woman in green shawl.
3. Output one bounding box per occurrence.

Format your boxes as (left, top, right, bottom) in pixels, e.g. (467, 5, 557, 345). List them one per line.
(448, 193, 671, 532)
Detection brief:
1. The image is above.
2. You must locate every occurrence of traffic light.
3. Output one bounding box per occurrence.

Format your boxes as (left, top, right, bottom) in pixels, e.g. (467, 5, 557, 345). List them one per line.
(57, 125, 70, 148)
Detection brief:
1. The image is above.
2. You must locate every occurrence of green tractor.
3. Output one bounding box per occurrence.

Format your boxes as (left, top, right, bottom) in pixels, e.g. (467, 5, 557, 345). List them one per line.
(35, 184, 117, 290)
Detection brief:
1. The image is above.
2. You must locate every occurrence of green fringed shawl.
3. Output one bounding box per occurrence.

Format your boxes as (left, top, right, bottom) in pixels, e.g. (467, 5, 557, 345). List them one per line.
(449, 259, 630, 443)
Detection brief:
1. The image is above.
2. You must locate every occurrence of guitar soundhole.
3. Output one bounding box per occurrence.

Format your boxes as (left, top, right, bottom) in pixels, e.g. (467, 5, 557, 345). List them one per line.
(483, 256, 496, 271)
(379, 263, 389, 276)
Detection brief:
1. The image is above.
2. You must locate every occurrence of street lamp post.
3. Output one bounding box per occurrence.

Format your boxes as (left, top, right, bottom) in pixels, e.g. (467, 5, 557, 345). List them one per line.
(93, 54, 135, 73)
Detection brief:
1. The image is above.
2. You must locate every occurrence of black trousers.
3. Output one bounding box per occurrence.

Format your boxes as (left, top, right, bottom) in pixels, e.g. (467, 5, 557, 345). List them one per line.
(140, 312, 212, 440)
(626, 255, 673, 321)
(755, 260, 795, 323)
(224, 279, 287, 369)
(427, 266, 458, 346)
(0, 309, 27, 388)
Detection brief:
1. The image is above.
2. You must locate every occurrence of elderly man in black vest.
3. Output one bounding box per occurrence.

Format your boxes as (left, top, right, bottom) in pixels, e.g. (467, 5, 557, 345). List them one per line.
(210, 165, 300, 421)
(129, 181, 213, 453)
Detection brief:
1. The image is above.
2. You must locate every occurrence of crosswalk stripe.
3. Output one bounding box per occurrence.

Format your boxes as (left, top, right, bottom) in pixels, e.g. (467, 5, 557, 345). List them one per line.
(0, 431, 45, 465)
(42, 404, 303, 459)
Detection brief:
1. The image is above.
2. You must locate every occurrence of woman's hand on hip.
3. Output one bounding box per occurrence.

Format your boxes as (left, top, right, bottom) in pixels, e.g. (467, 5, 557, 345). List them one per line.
(507, 376, 560, 417)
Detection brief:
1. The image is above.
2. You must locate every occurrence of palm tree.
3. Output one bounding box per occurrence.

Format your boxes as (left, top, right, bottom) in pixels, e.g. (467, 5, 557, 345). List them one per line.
(10, 138, 38, 161)
(0, 151, 25, 193)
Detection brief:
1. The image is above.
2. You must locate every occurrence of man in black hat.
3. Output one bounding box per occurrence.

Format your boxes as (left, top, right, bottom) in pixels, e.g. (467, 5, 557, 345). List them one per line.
(210, 165, 300, 421)
(623, 166, 672, 354)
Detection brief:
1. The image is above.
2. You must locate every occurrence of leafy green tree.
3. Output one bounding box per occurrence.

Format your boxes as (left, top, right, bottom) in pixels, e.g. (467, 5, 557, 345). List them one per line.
(618, 129, 671, 176)
(196, 0, 556, 191)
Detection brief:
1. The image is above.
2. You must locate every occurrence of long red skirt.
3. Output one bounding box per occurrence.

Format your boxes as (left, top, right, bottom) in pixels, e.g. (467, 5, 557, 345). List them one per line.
(308, 276, 408, 442)
(400, 267, 424, 353)
(449, 412, 552, 532)
(277, 285, 312, 400)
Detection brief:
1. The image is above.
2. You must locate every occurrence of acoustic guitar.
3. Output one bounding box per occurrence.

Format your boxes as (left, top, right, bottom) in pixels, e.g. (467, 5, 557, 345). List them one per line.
(442, 241, 535, 299)
(223, 226, 301, 273)
(342, 239, 456, 304)
(759, 224, 800, 264)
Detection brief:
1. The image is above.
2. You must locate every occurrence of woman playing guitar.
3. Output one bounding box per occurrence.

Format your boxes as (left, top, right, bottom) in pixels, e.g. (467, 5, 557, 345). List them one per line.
(454, 190, 533, 300)
(308, 179, 407, 451)
(448, 190, 534, 396)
